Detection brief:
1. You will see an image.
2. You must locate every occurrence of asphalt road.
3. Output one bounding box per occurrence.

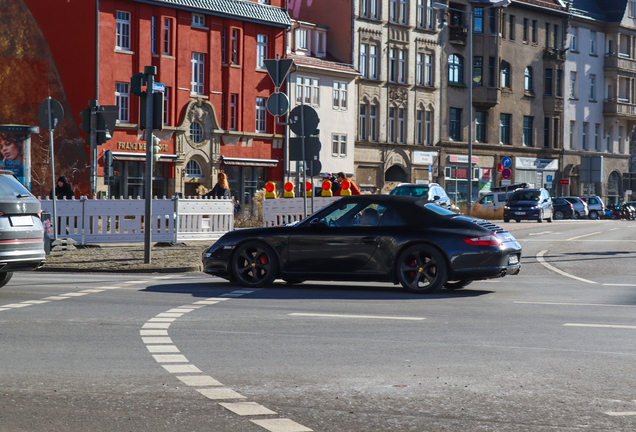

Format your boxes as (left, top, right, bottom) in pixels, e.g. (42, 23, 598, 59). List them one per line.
(1, 219, 635, 431)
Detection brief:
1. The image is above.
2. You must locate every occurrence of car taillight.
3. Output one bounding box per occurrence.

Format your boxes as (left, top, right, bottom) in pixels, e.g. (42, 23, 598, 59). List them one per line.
(463, 235, 502, 246)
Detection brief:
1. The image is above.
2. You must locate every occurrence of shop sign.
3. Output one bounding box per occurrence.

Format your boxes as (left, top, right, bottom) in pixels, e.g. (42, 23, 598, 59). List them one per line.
(449, 155, 479, 164)
(515, 157, 558, 170)
(414, 150, 437, 165)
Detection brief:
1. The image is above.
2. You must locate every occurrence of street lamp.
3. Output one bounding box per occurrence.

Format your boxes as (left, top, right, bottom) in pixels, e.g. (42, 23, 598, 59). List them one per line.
(432, 0, 511, 214)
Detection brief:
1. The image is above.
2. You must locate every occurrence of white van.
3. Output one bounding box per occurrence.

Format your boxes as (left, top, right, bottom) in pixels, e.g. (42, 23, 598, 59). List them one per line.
(475, 183, 530, 211)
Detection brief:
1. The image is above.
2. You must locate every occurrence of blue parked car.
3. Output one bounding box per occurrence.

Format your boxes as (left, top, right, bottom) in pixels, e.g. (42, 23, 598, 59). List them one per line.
(503, 188, 553, 223)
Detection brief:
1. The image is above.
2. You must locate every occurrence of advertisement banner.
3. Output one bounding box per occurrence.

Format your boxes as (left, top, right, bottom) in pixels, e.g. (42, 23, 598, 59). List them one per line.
(0, 125, 37, 190)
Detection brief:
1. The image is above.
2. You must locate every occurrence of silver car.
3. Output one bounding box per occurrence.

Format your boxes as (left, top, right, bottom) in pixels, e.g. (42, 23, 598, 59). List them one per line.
(562, 197, 589, 219)
(580, 196, 604, 220)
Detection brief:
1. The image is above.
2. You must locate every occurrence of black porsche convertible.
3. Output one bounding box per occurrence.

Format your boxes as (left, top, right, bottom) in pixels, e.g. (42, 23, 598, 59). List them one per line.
(202, 195, 522, 294)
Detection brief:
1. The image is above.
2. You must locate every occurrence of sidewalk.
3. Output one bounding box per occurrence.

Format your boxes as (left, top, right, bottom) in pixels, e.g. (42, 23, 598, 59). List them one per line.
(39, 241, 211, 273)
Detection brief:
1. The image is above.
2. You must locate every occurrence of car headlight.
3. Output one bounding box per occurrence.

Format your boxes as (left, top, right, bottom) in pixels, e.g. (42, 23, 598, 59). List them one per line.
(504, 206, 510, 210)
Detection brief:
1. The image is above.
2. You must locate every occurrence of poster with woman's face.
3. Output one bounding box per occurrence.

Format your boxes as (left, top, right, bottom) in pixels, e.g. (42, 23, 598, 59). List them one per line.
(0, 133, 27, 185)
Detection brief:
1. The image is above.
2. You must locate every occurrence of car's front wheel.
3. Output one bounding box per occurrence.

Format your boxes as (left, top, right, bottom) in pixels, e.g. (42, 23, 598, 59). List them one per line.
(397, 245, 447, 294)
(589, 210, 599, 220)
(0, 272, 14, 288)
(231, 242, 278, 288)
(554, 210, 564, 220)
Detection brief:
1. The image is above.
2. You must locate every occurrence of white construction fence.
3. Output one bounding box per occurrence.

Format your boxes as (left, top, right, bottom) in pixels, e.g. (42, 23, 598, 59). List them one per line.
(262, 196, 339, 227)
(39, 196, 234, 244)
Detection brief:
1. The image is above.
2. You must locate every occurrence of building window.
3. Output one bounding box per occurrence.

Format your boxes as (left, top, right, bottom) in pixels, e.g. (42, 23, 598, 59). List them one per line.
(163, 87, 170, 126)
(332, 134, 347, 157)
(398, 50, 406, 83)
(361, 0, 379, 19)
(388, 108, 396, 143)
(425, 111, 433, 145)
(606, 126, 613, 152)
(416, 53, 424, 85)
(315, 31, 326, 57)
(500, 113, 511, 145)
(221, 28, 227, 64)
(509, 15, 515, 40)
(569, 121, 575, 149)
(231, 29, 239, 64)
(569, 71, 577, 98)
(448, 54, 463, 84)
(425, 54, 434, 86)
(296, 76, 320, 106)
(619, 126, 624, 153)
(449, 108, 462, 141)
(544, 117, 550, 147)
(398, 108, 405, 143)
(553, 118, 559, 148)
(545, 23, 550, 48)
(474, 8, 483, 33)
(523, 116, 533, 146)
(544, 68, 553, 96)
(163, 18, 171, 55)
(595, 123, 600, 150)
(192, 13, 205, 27)
(360, 44, 368, 78)
(256, 34, 267, 69)
(473, 56, 483, 87)
(570, 27, 578, 51)
(230, 94, 238, 131)
(500, 61, 511, 89)
(370, 45, 378, 79)
(370, 105, 378, 141)
(297, 28, 308, 50)
(185, 160, 202, 177)
(524, 67, 533, 92)
(554, 25, 560, 48)
(590, 31, 597, 54)
(258, 0, 270, 3)
(416, 109, 423, 145)
(630, 0, 636, 18)
(151, 16, 157, 54)
(116, 11, 130, 50)
(589, 74, 596, 100)
(256, 97, 267, 133)
(582, 122, 588, 150)
(115, 82, 129, 123)
(221, 93, 226, 129)
(531, 20, 537, 43)
(389, 49, 407, 83)
(360, 105, 367, 141)
(360, 44, 379, 79)
(523, 18, 528, 42)
(191, 52, 205, 95)
(189, 122, 203, 143)
(333, 82, 347, 110)
(488, 57, 495, 87)
(556, 69, 563, 97)
(475, 111, 487, 143)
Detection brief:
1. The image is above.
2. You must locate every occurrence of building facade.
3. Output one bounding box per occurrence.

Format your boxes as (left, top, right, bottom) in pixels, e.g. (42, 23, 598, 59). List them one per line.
(24, 0, 291, 208)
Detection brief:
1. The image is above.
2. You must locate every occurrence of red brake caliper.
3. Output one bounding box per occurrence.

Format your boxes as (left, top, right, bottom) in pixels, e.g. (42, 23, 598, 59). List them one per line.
(409, 259, 416, 280)
(259, 254, 269, 265)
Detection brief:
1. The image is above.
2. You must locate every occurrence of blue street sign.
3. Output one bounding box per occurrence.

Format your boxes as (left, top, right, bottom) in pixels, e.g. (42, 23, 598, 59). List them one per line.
(152, 82, 165, 93)
(546, 175, 553, 182)
(501, 156, 512, 168)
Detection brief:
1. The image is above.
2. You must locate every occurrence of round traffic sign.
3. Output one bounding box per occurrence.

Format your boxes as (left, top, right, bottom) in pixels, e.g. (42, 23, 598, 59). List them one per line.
(501, 168, 512, 179)
(38, 98, 64, 130)
(289, 105, 319, 136)
(501, 156, 512, 169)
(266, 92, 289, 117)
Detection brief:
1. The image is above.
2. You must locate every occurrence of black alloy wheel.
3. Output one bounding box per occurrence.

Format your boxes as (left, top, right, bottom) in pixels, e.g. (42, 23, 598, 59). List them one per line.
(231, 242, 278, 288)
(589, 210, 599, 220)
(0, 272, 13, 288)
(397, 245, 447, 294)
(554, 210, 564, 220)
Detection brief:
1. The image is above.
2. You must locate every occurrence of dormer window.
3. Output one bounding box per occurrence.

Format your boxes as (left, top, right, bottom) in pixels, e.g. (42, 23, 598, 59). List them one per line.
(297, 28, 308, 51)
(314, 31, 326, 58)
(192, 13, 205, 28)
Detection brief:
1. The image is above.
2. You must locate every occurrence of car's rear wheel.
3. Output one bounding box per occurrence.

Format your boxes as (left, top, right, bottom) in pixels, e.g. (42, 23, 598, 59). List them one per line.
(397, 245, 447, 294)
(554, 210, 564, 220)
(231, 241, 278, 288)
(0, 272, 13, 288)
(573, 212, 579, 219)
(444, 280, 472, 290)
(589, 210, 599, 220)
(503, 218, 509, 223)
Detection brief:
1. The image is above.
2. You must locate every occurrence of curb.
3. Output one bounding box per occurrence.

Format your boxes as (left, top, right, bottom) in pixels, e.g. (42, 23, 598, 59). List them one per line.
(37, 265, 203, 274)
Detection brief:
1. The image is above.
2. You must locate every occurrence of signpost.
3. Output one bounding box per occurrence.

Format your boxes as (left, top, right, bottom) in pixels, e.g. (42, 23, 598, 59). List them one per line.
(501, 168, 512, 180)
(39, 97, 64, 240)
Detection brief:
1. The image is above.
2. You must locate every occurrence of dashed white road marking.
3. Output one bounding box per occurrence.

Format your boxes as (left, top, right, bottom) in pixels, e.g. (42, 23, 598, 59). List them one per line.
(2, 303, 32, 308)
(22, 300, 50, 304)
(606, 412, 636, 416)
(608, 228, 621, 231)
(141, 289, 314, 432)
(566, 231, 603, 241)
(528, 231, 553, 236)
(515, 301, 636, 308)
(536, 250, 597, 284)
(564, 323, 636, 330)
(289, 312, 425, 321)
(42, 296, 70, 300)
(603, 283, 636, 287)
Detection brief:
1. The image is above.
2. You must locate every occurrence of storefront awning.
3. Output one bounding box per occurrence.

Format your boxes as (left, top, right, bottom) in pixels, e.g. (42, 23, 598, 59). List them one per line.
(221, 156, 279, 167)
(112, 152, 178, 162)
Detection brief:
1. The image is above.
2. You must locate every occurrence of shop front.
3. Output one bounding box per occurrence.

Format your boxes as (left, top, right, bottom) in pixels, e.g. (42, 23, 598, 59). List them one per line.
(221, 156, 278, 215)
(514, 157, 559, 196)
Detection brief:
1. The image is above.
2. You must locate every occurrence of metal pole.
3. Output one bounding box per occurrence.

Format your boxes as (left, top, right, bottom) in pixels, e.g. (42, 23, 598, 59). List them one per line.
(467, 9, 473, 215)
(301, 104, 307, 218)
(144, 66, 156, 264)
(90, 100, 97, 198)
(48, 97, 58, 241)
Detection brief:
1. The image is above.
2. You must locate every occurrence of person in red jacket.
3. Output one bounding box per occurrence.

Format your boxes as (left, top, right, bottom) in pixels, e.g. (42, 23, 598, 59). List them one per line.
(334, 172, 361, 195)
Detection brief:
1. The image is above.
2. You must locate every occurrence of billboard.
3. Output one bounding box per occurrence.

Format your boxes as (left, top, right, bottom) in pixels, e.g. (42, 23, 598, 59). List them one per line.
(0, 125, 38, 190)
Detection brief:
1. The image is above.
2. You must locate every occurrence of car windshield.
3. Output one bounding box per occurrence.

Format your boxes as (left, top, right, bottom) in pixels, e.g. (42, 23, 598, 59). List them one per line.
(509, 191, 540, 201)
(390, 186, 429, 198)
(0, 175, 32, 198)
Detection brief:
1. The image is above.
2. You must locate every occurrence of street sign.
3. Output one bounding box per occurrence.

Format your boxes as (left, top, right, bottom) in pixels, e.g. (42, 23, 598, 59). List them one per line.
(267, 92, 289, 117)
(38, 98, 64, 130)
(97, 105, 118, 136)
(559, 179, 570, 185)
(546, 174, 553, 182)
(501, 156, 512, 168)
(289, 136, 321, 161)
(306, 160, 322, 177)
(501, 168, 512, 179)
(289, 105, 319, 136)
(152, 82, 165, 93)
(263, 58, 294, 89)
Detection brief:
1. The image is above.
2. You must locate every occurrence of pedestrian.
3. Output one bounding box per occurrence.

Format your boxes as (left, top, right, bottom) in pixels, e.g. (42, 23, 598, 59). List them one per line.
(206, 172, 231, 199)
(334, 172, 361, 195)
(50, 176, 75, 200)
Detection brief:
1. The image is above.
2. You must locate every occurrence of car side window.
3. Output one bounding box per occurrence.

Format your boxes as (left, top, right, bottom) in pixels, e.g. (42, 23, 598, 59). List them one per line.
(480, 195, 494, 204)
(378, 205, 406, 226)
(319, 202, 359, 226)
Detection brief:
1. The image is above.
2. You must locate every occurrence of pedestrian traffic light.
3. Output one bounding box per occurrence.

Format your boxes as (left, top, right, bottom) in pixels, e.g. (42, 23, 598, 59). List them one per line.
(152, 136, 161, 162)
(79, 108, 92, 134)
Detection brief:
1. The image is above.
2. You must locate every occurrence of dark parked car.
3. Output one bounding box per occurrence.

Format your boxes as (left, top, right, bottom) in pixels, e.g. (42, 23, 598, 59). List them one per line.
(390, 183, 452, 209)
(0, 170, 46, 287)
(552, 198, 575, 220)
(503, 188, 553, 223)
(202, 195, 522, 294)
(580, 196, 604, 220)
(561, 196, 589, 219)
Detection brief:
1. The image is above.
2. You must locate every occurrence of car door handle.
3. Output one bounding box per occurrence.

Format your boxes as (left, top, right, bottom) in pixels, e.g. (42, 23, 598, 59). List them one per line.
(361, 237, 378, 244)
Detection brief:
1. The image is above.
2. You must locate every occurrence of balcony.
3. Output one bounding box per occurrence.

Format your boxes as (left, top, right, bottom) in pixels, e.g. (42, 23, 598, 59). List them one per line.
(543, 96, 564, 113)
(542, 48, 566, 61)
(603, 100, 636, 118)
(603, 54, 636, 72)
(472, 87, 499, 107)
(449, 25, 468, 45)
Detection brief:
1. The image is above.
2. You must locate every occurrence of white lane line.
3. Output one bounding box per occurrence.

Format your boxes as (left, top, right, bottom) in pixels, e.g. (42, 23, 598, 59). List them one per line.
(220, 293, 244, 297)
(528, 231, 553, 236)
(80, 289, 105, 293)
(609, 228, 621, 231)
(148, 317, 177, 322)
(515, 301, 636, 308)
(536, 250, 598, 284)
(0, 308, 10, 311)
(251, 418, 314, 432)
(606, 412, 636, 416)
(181, 304, 205, 309)
(61, 292, 89, 297)
(196, 388, 246, 400)
(156, 313, 184, 318)
(140, 329, 169, 336)
(176, 375, 223, 387)
(146, 345, 180, 353)
(603, 283, 636, 287)
(2, 303, 32, 308)
(42, 296, 71, 300)
(564, 323, 636, 330)
(167, 308, 195, 313)
(142, 322, 171, 329)
(22, 300, 50, 304)
(566, 231, 603, 241)
(162, 364, 202, 373)
(142, 336, 173, 344)
(220, 402, 277, 416)
(152, 354, 189, 363)
(204, 297, 231, 301)
(289, 313, 425, 321)
(193, 300, 220, 305)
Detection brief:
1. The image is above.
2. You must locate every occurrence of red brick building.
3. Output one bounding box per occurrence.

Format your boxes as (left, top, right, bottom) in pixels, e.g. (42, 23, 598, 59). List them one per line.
(23, 0, 290, 206)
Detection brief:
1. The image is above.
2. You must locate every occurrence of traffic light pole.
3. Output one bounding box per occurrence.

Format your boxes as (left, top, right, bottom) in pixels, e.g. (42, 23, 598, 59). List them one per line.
(143, 66, 156, 264)
(89, 100, 98, 197)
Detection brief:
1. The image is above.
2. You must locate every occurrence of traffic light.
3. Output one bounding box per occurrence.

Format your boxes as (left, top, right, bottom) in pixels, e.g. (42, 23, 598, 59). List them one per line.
(95, 106, 118, 145)
(139, 91, 164, 131)
(152, 136, 161, 162)
(131, 73, 146, 97)
(79, 108, 92, 133)
(104, 149, 113, 167)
